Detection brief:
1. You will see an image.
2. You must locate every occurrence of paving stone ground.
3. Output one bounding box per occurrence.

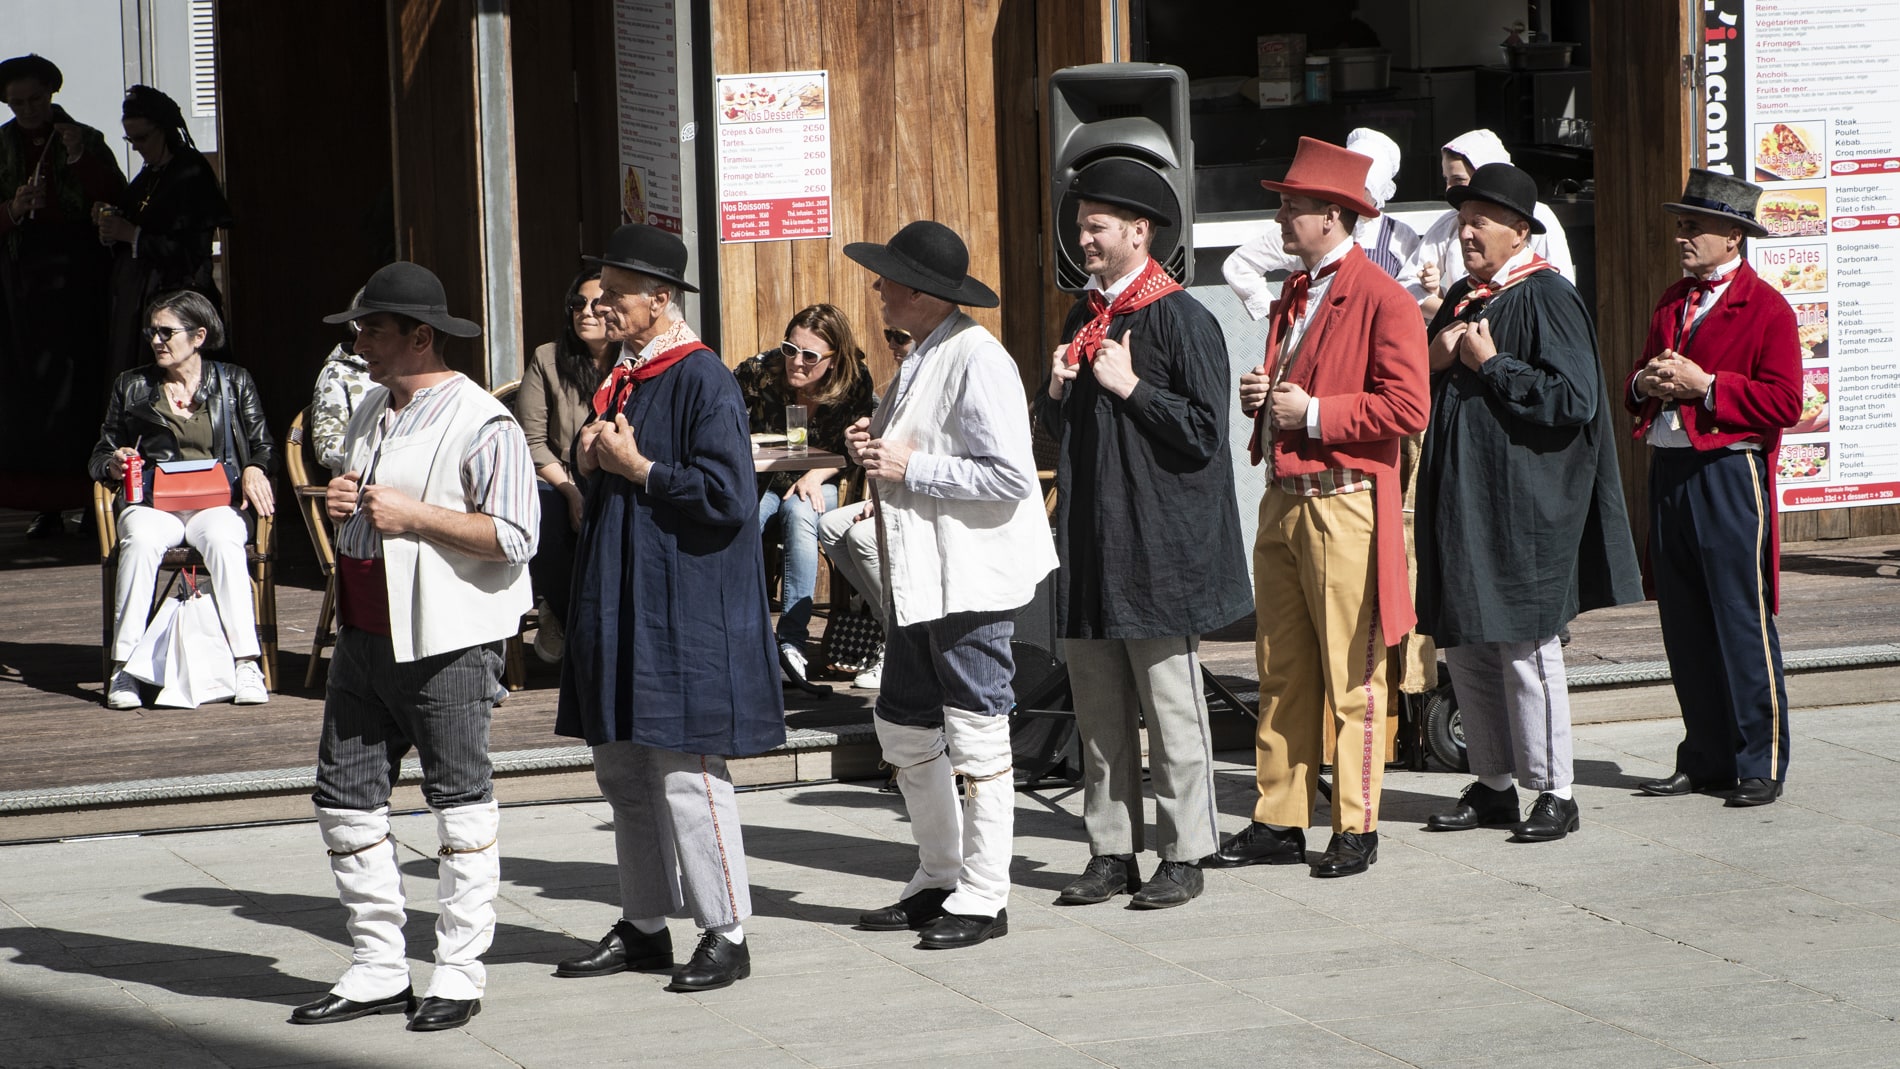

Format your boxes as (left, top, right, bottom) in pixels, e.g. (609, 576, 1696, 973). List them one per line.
(2, 703, 1898, 1068)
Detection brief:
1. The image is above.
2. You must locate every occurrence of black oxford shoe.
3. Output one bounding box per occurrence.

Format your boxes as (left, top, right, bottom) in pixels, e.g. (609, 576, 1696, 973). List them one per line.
(1637, 771, 1737, 796)
(407, 996, 479, 1032)
(1511, 793, 1581, 842)
(1311, 831, 1377, 878)
(1056, 854, 1141, 905)
(856, 886, 953, 931)
(1725, 778, 1783, 807)
(289, 988, 416, 1025)
(917, 910, 1008, 950)
(1200, 822, 1307, 868)
(1426, 781, 1521, 831)
(1130, 860, 1203, 910)
(555, 920, 673, 977)
(667, 931, 751, 992)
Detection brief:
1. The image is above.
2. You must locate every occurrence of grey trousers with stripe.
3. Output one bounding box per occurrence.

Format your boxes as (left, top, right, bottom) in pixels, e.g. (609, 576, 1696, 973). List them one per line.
(1445, 635, 1574, 792)
(592, 741, 752, 928)
(1065, 636, 1222, 862)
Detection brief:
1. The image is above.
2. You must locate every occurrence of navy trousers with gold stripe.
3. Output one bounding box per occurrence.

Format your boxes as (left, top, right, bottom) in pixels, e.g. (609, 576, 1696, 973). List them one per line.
(1649, 447, 1791, 784)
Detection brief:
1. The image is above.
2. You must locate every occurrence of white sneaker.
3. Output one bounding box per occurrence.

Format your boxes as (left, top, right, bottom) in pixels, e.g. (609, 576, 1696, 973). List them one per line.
(533, 601, 566, 663)
(234, 659, 269, 705)
(853, 650, 884, 690)
(106, 666, 141, 709)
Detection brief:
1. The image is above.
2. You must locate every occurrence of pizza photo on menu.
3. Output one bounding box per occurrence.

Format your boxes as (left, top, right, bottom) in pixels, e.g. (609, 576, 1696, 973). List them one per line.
(1791, 367, 1829, 435)
(1754, 121, 1825, 182)
(1793, 302, 1829, 361)
(1758, 187, 1829, 238)
(1777, 442, 1829, 483)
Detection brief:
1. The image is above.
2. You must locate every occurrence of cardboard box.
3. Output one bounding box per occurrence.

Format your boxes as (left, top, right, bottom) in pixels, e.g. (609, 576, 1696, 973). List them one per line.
(1257, 33, 1306, 77)
(1258, 78, 1303, 108)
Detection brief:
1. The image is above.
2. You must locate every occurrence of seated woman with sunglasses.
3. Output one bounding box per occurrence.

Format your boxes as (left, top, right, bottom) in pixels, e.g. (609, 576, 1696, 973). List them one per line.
(733, 303, 876, 688)
(89, 289, 275, 709)
(514, 268, 613, 662)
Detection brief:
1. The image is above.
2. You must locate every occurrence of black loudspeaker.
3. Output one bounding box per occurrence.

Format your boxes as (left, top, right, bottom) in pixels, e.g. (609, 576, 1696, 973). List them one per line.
(1048, 63, 1195, 292)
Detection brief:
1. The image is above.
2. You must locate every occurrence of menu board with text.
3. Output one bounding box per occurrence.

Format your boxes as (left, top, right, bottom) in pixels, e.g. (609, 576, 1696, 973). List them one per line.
(715, 71, 832, 243)
(614, 0, 685, 234)
(1716, 0, 1900, 511)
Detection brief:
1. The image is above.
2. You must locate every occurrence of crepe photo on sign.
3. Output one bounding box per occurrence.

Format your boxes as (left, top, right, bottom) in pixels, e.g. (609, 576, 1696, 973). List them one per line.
(1778, 442, 1829, 483)
(1754, 120, 1825, 182)
(1758, 187, 1828, 238)
(1793, 302, 1829, 361)
(1753, 243, 1829, 296)
(1792, 366, 1829, 435)
(623, 166, 649, 225)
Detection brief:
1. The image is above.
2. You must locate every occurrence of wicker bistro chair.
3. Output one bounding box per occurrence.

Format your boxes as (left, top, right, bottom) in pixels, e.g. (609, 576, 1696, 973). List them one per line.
(94, 481, 278, 690)
(284, 410, 340, 687)
(490, 380, 537, 691)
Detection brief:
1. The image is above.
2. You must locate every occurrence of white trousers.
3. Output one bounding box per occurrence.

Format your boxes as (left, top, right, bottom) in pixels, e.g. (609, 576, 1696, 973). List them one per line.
(111, 505, 258, 661)
(876, 706, 1014, 917)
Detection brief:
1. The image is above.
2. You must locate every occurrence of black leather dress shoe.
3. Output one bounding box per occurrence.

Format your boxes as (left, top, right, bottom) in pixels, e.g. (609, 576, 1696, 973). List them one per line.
(666, 931, 750, 992)
(917, 910, 1008, 949)
(856, 886, 953, 931)
(1130, 860, 1203, 909)
(555, 920, 673, 977)
(1725, 778, 1783, 807)
(1426, 782, 1521, 831)
(288, 988, 417, 1025)
(1200, 822, 1307, 868)
(25, 511, 62, 539)
(1511, 793, 1581, 842)
(1311, 831, 1377, 878)
(407, 996, 479, 1032)
(1637, 771, 1738, 796)
(1056, 854, 1141, 905)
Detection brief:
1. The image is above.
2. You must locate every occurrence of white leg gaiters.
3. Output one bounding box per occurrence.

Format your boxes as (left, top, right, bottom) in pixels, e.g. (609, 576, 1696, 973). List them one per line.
(317, 805, 411, 1001)
(941, 706, 1014, 918)
(875, 716, 964, 900)
(425, 800, 500, 1001)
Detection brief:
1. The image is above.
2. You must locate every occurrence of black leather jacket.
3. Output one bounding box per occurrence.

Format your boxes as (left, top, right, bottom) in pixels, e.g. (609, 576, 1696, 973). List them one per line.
(89, 360, 275, 508)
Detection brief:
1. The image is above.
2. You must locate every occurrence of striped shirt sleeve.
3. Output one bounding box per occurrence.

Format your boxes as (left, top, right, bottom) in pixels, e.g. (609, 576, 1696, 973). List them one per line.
(464, 415, 540, 564)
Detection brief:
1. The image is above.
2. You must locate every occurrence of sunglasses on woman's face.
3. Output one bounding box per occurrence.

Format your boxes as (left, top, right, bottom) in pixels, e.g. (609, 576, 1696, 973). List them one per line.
(145, 325, 188, 343)
(779, 340, 832, 364)
(567, 296, 600, 315)
(883, 328, 912, 346)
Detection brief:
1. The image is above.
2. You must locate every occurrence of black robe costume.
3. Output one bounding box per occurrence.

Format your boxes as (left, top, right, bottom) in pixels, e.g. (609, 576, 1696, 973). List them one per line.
(1415, 269, 1643, 647)
(106, 147, 231, 376)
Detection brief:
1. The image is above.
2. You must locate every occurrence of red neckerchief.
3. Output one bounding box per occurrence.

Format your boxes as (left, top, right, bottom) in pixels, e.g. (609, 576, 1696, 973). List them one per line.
(1245, 254, 1346, 463)
(1452, 252, 1556, 318)
(1065, 257, 1184, 366)
(590, 340, 707, 417)
(1675, 270, 1738, 350)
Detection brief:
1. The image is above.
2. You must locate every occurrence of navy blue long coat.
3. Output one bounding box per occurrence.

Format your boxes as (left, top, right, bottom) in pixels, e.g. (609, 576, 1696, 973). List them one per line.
(556, 348, 786, 757)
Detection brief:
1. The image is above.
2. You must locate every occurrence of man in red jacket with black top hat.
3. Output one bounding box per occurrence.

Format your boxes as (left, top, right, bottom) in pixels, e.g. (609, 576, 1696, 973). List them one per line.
(1202, 137, 1429, 879)
(1627, 170, 1800, 808)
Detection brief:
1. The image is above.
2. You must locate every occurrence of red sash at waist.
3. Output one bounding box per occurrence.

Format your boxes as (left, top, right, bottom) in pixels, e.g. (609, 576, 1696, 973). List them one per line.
(335, 554, 391, 636)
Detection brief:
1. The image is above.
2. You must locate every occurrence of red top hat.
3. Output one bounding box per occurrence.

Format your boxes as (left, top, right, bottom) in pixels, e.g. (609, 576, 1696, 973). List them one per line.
(1260, 137, 1380, 219)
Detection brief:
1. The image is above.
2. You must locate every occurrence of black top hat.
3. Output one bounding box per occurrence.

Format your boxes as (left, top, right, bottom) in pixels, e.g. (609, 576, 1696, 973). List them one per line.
(1664, 168, 1770, 238)
(843, 221, 999, 308)
(1447, 163, 1547, 235)
(1070, 158, 1176, 227)
(322, 261, 482, 337)
(583, 224, 700, 293)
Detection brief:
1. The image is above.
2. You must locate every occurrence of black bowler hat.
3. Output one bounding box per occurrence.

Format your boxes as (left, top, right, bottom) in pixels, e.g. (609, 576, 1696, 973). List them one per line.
(322, 262, 482, 337)
(1447, 163, 1548, 235)
(843, 221, 999, 308)
(0, 53, 63, 93)
(1664, 168, 1770, 238)
(584, 223, 700, 293)
(1070, 158, 1176, 227)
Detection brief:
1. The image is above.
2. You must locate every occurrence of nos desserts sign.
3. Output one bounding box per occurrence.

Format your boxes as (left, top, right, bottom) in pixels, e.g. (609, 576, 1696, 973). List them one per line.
(716, 71, 833, 243)
(1710, 0, 1900, 512)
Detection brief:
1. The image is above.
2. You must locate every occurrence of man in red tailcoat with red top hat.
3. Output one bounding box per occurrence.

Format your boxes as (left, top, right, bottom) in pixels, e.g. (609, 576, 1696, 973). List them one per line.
(1199, 138, 1429, 879)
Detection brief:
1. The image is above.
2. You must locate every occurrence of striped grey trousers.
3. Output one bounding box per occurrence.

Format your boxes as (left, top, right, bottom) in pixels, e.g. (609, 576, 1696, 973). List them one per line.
(1445, 635, 1574, 792)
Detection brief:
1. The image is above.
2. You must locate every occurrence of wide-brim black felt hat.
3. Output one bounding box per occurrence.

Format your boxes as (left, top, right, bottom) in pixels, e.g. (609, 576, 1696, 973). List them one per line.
(843, 221, 999, 308)
(583, 223, 700, 293)
(1447, 162, 1548, 235)
(1070, 158, 1176, 227)
(1664, 168, 1771, 238)
(322, 261, 482, 337)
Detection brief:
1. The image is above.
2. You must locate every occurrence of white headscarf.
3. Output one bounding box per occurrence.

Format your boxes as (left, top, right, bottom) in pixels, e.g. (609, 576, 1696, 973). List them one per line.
(1345, 128, 1401, 211)
(1443, 128, 1512, 170)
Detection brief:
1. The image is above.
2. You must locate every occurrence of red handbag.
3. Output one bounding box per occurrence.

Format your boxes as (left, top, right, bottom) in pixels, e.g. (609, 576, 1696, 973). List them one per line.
(152, 459, 231, 512)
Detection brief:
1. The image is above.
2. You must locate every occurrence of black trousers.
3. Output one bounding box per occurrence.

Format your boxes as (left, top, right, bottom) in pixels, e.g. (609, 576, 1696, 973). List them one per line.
(1649, 447, 1791, 784)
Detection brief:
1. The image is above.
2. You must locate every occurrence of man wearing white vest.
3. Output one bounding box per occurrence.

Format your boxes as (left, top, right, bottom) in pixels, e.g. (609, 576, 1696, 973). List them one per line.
(294, 262, 538, 1033)
(843, 221, 1057, 950)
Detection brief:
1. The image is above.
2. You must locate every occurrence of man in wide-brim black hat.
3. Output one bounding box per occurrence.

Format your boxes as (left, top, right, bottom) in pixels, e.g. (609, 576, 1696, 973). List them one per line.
(841, 220, 1056, 950)
(298, 260, 539, 1032)
(1627, 168, 1800, 809)
(1037, 160, 1251, 910)
(550, 223, 784, 995)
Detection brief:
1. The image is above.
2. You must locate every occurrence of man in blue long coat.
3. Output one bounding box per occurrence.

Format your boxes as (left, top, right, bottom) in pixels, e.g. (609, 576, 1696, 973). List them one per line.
(552, 225, 785, 994)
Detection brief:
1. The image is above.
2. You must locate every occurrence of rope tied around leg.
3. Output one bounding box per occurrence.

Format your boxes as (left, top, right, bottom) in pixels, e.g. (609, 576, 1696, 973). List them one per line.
(437, 837, 498, 858)
(957, 766, 1013, 802)
(325, 834, 390, 859)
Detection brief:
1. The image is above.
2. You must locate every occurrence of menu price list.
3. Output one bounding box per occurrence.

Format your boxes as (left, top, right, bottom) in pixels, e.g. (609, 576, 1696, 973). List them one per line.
(716, 71, 831, 243)
(615, 0, 683, 229)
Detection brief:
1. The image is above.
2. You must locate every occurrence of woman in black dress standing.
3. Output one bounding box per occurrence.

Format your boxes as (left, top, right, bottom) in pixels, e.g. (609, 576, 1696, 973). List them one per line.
(100, 84, 231, 376)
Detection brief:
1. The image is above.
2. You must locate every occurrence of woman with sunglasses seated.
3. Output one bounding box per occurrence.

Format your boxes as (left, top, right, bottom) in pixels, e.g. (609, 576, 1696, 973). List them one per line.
(514, 267, 613, 662)
(733, 303, 875, 688)
(89, 289, 275, 709)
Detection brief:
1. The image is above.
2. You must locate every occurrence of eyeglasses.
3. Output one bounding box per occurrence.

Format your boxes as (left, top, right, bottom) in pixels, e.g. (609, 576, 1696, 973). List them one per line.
(779, 340, 832, 364)
(567, 296, 601, 314)
(145, 325, 188, 343)
(883, 328, 912, 346)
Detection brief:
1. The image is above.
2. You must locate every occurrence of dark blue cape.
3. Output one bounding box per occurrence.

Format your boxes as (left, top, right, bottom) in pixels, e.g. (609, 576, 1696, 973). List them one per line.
(555, 348, 786, 756)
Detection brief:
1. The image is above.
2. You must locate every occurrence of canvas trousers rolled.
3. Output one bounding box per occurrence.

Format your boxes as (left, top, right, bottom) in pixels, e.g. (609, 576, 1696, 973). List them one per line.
(875, 707, 1015, 917)
(592, 741, 752, 929)
(1250, 485, 1389, 834)
(1065, 636, 1221, 861)
(427, 800, 500, 1001)
(316, 805, 410, 1002)
(1443, 636, 1573, 791)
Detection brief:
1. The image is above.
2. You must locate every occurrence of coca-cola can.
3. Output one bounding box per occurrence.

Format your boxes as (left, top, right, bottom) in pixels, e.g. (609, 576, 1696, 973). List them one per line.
(124, 452, 144, 504)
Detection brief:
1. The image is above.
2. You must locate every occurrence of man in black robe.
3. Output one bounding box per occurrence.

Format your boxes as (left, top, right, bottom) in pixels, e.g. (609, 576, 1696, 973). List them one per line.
(1035, 160, 1251, 909)
(1415, 164, 1642, 843)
